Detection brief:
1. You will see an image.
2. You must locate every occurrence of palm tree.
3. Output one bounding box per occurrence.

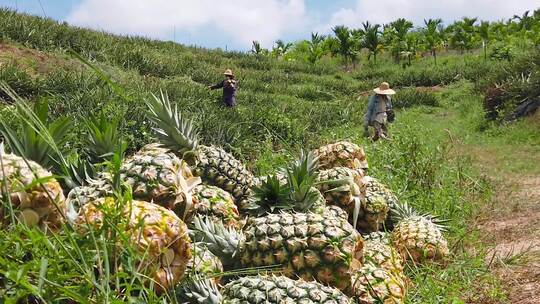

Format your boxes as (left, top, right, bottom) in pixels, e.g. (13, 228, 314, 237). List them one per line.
(513, 10, 534, 31)
(251, 40, 265, 55)
(332, 25, 356, 65)
(272, 40, 293, 58)
(423, 18, 443, 64)
(401, 32, 420, 67)
(307, 32, 325, 64)
(477, 21, 491, 60)
(361, 21, 383, 64)
(387, 18, 413, 63)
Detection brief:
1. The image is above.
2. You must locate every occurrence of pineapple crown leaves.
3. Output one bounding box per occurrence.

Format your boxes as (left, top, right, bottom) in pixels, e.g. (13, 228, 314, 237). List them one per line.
(144, 91, 199, 158)
(191, 215, 243, 269)
(248, 150, 322, 215)
(84, 112, 123, 163)
(247, 174, 290, 215)
(175, 274, 222, 304)
(390, 201, 448, 231)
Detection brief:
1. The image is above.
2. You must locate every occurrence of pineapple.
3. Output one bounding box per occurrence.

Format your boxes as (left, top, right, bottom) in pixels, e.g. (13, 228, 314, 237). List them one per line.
(192, 210, 364, 293)
(390, 202, 449, 263)
(313, 141, 368, 171)
(186, 243, 223, 283)
(363, 232, 406, 281)
(316, 167, 367, 229)
(364, 176, 399, 230)
(222, 275, 353, 303)
(352, 263, 407, 304)
(76, 198, 192, 292)
(177, 275, 353, 304)
(192, 184, 240, 228)
(145, 92, 255, 212)
(358, 188, 390, 233)
(121, 143, 201, 219)
(0, 145, 66, 229)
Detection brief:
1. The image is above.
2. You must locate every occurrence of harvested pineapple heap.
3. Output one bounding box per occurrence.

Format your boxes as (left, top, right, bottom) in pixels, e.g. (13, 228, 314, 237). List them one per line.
(0, 92, 449, 303)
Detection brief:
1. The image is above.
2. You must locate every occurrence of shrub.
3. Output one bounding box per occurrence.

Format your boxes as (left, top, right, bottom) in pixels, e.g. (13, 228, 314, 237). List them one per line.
(393, 88, 439, 108)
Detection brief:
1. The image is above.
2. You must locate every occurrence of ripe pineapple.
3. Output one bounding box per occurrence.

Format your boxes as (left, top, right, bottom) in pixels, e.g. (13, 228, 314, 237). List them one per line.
(192, 210, 364, 293)
(222, 275, 353, 303)
(390, 202, 449, 263)
(364, 176, 399, 230)
(316, 167, 367, 228)
(121, 143, 201, 219)
(76, 198, 192, 292)
(313, 141, 368, 171)
(0, 146, 66, 229)
(192, 184, 240, 228)
(352, 263, 407, 304)
(145, 92, 255, 211)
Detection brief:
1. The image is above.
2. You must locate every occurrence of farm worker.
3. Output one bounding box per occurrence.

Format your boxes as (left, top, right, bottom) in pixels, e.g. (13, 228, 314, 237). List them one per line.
(209, 69, 237, 107)
(364, 82, 395, 141)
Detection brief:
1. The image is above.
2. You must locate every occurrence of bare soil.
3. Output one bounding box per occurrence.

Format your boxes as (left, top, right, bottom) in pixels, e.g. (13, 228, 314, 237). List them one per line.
(474, 169, 540, 303)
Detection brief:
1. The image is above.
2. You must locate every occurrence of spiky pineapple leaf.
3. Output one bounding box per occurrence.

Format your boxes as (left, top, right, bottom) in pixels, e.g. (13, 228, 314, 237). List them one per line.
(144, 91, 199, 158)
(84, 112, 122, 163)
(247, 174, 290, 215)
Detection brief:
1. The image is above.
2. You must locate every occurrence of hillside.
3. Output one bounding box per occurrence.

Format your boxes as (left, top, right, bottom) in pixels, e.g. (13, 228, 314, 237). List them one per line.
(0, 9, 539, 304)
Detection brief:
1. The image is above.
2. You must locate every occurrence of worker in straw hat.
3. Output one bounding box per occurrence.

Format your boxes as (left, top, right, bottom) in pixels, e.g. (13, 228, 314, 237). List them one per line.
(209, 69, 237, 107)
(363, 82, 395, 141)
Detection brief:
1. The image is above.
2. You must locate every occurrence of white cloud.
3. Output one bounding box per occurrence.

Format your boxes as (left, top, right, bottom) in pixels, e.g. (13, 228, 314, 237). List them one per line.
(66, 0, 309, 48)
(320, 0, 539, 31)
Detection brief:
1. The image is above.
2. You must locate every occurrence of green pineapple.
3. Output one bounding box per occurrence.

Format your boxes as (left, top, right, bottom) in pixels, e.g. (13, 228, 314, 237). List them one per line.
(316, 167, 367, 229)
(352, 263, 407, 304)
(390, 202, 449, 263)
(364, 176, 399, 230)
(186, 243, 224, 283)
(192, 184, 240, 228)
(144, 92, 255, 211)
(359, 188, 390, 233)
(192, 210, 364, 293)
(177, 275, 353, 304)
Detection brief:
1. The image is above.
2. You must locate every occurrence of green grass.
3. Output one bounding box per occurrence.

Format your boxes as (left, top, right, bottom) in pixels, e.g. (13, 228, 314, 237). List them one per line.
(1, 9, 539, 303)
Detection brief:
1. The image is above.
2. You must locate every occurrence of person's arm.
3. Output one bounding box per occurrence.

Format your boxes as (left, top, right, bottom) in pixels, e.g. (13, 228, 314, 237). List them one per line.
(209, 80, 224, 90)
(386, 96, 393, 110)
(364, 95, 376, 126)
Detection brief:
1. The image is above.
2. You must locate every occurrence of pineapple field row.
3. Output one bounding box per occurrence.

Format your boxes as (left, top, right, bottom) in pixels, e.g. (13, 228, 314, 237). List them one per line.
(1, 9, 539, 304)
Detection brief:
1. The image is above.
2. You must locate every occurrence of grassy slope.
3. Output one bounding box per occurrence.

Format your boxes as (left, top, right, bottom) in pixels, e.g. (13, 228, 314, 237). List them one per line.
(1, 10, 539, 303)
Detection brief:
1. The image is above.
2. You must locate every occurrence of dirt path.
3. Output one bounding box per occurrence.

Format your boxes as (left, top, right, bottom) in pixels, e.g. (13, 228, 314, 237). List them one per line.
(473, 155, 540, 303)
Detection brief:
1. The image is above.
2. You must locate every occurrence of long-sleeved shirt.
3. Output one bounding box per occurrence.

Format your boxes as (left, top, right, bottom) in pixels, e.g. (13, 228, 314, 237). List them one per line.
(364, 94, 393, 126)
(210, 78, 237, 106)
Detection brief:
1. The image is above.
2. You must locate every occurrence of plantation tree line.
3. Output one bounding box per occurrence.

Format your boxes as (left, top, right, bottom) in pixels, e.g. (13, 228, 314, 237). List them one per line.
(252, 9, 540, 66)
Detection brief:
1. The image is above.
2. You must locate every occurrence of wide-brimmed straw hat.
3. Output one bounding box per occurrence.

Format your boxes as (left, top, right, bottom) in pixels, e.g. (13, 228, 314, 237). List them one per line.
(373, 82, 395, 95)
(223, 69, 234, 76)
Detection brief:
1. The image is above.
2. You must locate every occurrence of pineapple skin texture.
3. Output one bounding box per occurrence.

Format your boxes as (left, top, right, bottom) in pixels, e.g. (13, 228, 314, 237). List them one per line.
(364, 176, 399, 230)
(313, 141, 368, 170)
(122, 143, 199, 216)
(239, 211, 364, 293)
(194, 145, 255, 212)
(187, 243, 223, 283)
(360, 189, 390, 233)
(76, 198, 192, 292)
(352, 262, 407, 304)
(392, 217, 449, 262)
(222, 275, 353, 304)
(0, 152, 66, 229)
(192, 184, 240, 228)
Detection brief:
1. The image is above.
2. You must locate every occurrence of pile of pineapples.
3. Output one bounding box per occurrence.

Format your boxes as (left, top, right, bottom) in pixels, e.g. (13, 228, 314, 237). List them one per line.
(0, 92, 449, 303)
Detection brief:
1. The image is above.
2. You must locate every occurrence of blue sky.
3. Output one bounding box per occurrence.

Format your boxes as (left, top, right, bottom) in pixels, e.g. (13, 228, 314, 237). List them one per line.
(1, 0, 538, 51)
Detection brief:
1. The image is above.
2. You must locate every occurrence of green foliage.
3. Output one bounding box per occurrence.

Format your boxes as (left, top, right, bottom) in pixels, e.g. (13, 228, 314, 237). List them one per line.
(393, 88, 439, 108)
